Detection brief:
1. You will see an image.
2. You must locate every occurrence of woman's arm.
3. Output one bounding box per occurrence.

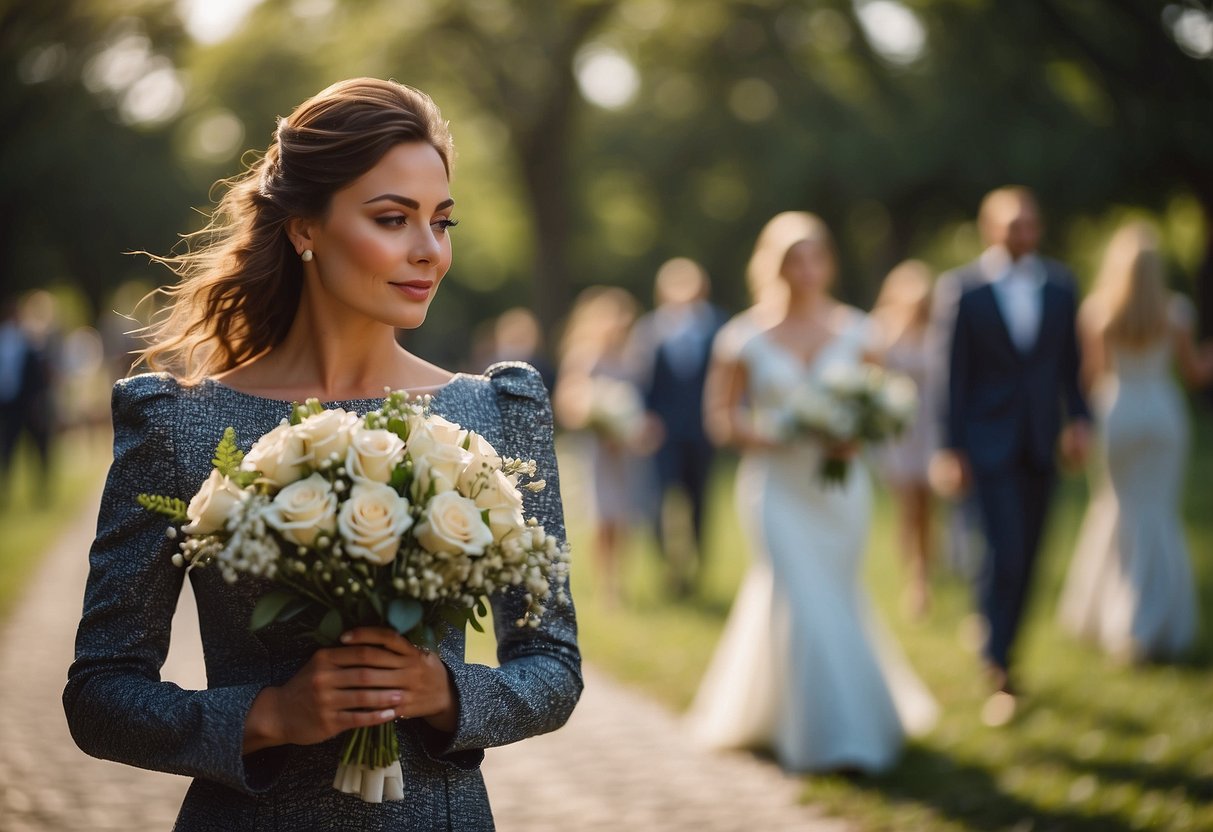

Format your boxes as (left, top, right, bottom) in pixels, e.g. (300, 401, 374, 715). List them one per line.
(417, 363, 582, 768)
(1076, 302, 1109, 395)
(1171, 297, 1213, 388)
(63, 377, 287, 794)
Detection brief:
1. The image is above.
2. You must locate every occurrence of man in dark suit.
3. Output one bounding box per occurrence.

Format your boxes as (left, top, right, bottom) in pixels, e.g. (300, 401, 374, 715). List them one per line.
(932, 187, 1090, 722)
(629, 258, 727, 595)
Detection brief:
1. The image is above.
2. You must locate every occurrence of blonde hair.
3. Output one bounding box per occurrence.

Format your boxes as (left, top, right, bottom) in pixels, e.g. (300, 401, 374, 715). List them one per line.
(558, 286, 639, 367)
(872, 259, 933, 344)
(745, 211, 835, 310)
(1083, 222, 1171, 348)
(136, 78, 454, 381)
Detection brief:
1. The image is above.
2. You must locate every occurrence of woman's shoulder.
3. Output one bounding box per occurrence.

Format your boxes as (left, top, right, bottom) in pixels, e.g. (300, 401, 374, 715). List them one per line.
(483, 361, 549, 405)
(110, 372, 188, 422)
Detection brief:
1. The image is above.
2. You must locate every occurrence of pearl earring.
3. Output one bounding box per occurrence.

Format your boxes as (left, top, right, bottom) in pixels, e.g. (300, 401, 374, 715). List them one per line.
(301, 250, 314, 262)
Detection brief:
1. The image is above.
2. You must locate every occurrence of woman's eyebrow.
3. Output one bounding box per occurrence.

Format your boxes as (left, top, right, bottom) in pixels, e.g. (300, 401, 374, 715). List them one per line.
(362, 194, 455, 211)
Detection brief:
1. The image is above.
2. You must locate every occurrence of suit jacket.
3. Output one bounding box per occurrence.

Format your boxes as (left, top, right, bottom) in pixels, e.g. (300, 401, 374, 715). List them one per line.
(939, 257, 1089, 473)
(630, 301, 727, 446)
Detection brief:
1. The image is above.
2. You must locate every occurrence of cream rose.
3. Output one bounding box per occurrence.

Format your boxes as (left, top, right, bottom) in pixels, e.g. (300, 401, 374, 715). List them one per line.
(457, 431, 504, 491)
(473, 468, 527, 543)
(406, 412, 464, 447)
(242, 422, 307, 487)
(415, 491, 493, 556)
(346, 429, 406, 484)
(297, 409, 359, 467)
(183, 468, 247, 534)
(337, 483, 413, 565)
(410, 439, 472, 498)
(263, 472, 337, 547)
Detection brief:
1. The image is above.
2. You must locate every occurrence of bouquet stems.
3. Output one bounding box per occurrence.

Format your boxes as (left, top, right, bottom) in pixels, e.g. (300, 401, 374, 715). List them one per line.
(333, 722, 405, 802)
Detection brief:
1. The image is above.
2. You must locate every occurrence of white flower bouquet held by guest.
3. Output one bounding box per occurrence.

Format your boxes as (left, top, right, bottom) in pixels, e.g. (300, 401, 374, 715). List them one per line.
(138, 392, 568, 802)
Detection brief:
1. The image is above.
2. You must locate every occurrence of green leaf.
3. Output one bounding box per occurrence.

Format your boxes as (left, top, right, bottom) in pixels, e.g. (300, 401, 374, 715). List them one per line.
(467, 614, 485, 634)
(387, 417, 409, 440)
(277, 597, 312, 623)
(387, 598, 423, 635)
(211, 427, 245, 478)
(250, 589, 298, 632)
(317, 608, 343, 644)
(474, 599, 488, 619)
(136, 493, 189, 523)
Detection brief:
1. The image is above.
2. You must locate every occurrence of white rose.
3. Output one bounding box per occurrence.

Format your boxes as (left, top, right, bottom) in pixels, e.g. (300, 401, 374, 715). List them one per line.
(297, 409, 359, 467)
(263, 472, 337, 547)
(183, 468, 247, 534)
(410, 439, 473, 498)
(415, 491, 494, 556)
(346, 429, 406, 484)
(242, 422, 307, 488)
(337, 483, 413, 565)
(457, 431, 505, 492)
(406, 412, 464, 448)
(881, 376, 918, 421)
(473, 468, 527, 542)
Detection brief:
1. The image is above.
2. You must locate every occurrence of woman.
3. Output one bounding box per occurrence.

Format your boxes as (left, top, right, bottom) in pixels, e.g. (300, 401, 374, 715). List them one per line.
(871, 260, 937, 618)
(690, 213, 936, 774)
(63, 79, 581, 829)
(1058, 221, 1213, 662)
(552, 286, 644, 606)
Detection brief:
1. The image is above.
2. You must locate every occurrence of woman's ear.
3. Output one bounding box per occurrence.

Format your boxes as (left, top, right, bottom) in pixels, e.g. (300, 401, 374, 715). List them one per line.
(286, 217, 316, 258)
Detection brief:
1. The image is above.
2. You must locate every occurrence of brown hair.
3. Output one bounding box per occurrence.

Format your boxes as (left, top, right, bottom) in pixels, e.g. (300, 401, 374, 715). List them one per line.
(745, 211, 835, 311)
(1082, 221, 1171, 348)
(136, 78, 454, 380)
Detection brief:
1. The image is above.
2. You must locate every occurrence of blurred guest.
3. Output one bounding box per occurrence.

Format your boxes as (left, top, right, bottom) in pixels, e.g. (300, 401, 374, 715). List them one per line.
(871, 259, 937, 618)
(689, 212, 936, 774)
(553, 287, 644, 606)
(628, 258, 727, 595)
(932, 186, 1089, 724)
(489, 307, 556, 393)
(0, 291, 58, 502)
(1058, 222, 1213, 662)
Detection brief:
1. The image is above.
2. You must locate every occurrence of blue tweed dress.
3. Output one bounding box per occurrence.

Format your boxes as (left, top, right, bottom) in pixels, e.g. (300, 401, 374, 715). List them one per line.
(63, 363, 582, 831)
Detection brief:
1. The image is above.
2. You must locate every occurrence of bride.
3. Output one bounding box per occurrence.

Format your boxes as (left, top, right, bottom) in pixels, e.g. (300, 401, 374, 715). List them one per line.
(689, 212, 936, 774)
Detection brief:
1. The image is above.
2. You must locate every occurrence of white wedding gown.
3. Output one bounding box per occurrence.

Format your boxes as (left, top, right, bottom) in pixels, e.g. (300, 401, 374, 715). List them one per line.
(687, 311, 937, 773)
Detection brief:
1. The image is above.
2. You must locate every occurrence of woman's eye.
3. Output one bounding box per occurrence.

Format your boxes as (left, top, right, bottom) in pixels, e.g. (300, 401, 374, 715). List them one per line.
(434, 218, 460, 233)
(375, 215, 407, 227)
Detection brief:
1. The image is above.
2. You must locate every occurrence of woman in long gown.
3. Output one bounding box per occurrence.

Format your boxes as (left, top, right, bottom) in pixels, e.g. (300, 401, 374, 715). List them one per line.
(1058, 222, 1213, 662)
(63, 79, 581, 830)
(690, 213, 936, 774)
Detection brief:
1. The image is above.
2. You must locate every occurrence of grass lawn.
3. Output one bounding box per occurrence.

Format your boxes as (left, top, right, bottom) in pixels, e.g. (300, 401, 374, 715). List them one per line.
(0, 431, 112, 621)
(555, 411, 1213, 832)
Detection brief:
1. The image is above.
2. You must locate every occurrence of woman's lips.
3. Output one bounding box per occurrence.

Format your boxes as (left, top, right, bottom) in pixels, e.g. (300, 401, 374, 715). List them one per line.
(390, 280, 432, 301)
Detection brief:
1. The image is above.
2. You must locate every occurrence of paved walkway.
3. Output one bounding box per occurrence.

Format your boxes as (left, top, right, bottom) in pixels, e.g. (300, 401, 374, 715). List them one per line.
(0, 493, 848, 832)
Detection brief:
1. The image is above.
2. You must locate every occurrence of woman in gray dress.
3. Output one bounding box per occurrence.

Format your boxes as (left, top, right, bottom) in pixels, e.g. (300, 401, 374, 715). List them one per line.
(63, 78, 581, 830)
(1059, 222, 1213, 662)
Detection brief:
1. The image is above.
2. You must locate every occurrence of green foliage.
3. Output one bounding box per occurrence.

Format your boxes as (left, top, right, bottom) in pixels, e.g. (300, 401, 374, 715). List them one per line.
(249, 588, 300, 632)
(136, 492, 188, 523)
(387, 597, 423, 635)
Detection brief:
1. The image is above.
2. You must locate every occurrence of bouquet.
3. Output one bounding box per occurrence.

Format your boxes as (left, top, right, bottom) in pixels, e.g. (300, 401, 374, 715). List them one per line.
(137, 390, 569, 803)
(583, 376, 646, 445)
(786, 363, 917, 486)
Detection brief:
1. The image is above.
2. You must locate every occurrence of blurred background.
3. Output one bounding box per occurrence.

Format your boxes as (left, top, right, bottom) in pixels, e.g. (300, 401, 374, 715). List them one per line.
(3, 1, 1213, 830)
(2, 0, 1211, 373)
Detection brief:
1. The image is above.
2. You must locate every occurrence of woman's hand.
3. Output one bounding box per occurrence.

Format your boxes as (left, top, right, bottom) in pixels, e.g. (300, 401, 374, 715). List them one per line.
(243, 627, 457, 755)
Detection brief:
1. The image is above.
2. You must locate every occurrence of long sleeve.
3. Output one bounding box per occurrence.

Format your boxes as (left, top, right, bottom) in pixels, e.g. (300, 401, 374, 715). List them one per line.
(1060, 282, 1091, 423)
(63, 376, 284, 795)
(434, 362, 583, 760)
(944, 286, 973, 453)
(928, 270, 964, 453)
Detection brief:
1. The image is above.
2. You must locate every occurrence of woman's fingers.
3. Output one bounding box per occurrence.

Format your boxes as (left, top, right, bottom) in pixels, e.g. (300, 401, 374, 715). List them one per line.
(339, 627, 423, 657)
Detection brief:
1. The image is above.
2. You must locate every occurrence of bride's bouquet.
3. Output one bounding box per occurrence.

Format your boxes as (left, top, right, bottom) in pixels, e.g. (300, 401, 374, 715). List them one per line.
(137, 390, 569, 803)
(787, 363, 917, 486)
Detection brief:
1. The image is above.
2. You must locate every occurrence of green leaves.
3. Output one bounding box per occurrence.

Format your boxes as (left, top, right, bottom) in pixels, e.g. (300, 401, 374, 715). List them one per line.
(212, 427, 260, 488)
(136, 493, 189, 523)
(250, 589, 299, 631)
(387, 598, 423, 635)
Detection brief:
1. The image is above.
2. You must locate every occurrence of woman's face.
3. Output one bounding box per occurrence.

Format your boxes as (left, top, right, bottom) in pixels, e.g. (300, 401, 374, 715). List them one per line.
(299, 141, 454, 330)
(780, 239, 834, 297)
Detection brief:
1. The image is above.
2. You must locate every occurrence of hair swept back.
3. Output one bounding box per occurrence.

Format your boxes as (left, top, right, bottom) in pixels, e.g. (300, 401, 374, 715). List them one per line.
(135, 78, 454, 381)
(1082, 221, 1171, 348)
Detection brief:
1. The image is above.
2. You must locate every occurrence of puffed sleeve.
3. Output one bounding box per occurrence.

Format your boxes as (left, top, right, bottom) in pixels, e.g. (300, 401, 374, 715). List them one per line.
(431, 362, 583, 759)
(63, 376, 286, 794)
